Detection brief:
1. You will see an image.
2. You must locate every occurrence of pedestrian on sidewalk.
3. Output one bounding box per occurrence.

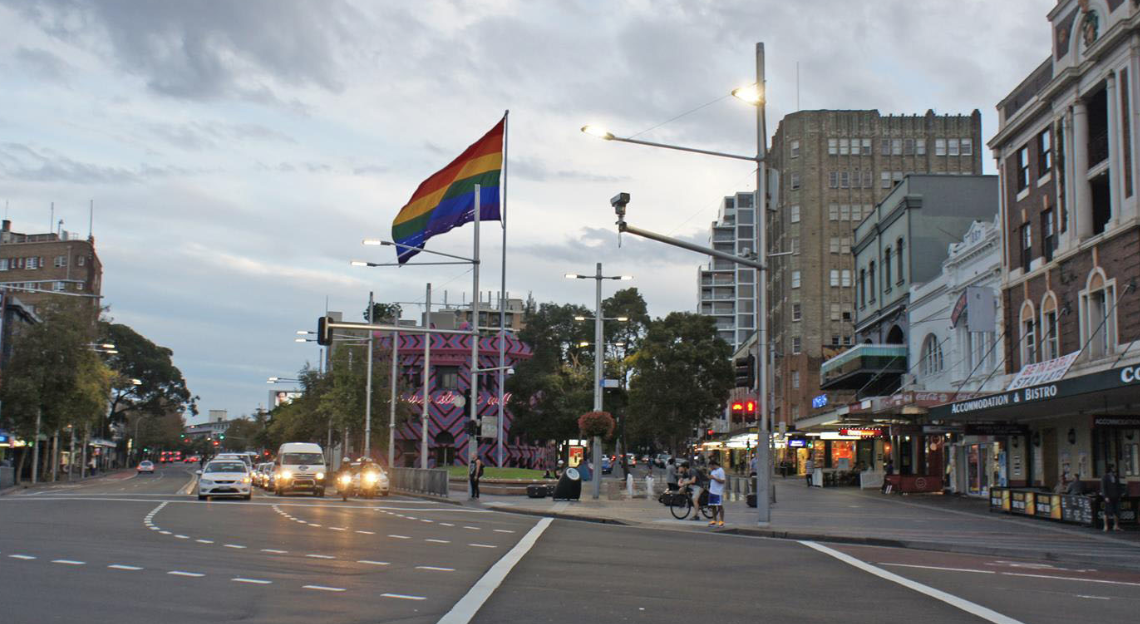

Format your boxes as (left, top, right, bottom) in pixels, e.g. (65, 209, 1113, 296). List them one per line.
(469, 457, 484, 499)
(1101, 464, 1124, 532)
(804, 456, 814, 487)
(665, 458, 678, 491)
(707, 458, 726, 527)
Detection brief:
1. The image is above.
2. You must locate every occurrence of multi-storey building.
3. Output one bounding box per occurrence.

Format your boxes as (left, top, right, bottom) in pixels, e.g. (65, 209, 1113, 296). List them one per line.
(426, 293, 529, 333)
(767, 110, 983, 431)
(0, 219, 102, 312)
(933, 0, 1140, 498)
(697, 192, 757, 350)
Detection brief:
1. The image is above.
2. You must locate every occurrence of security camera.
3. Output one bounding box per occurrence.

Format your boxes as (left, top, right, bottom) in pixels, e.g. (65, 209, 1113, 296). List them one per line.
(611, 192, 630, 210)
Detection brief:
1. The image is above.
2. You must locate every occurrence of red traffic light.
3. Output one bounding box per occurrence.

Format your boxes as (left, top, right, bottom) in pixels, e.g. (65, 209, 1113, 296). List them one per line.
(746, 401, 755, 412)
(731, 402, 744, 411)
(706, 429, 714, 437)
(212, 440, 219, 447)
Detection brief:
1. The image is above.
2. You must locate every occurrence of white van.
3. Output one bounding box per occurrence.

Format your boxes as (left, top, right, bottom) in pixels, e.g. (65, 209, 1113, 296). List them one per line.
(274, 442, 327, 497)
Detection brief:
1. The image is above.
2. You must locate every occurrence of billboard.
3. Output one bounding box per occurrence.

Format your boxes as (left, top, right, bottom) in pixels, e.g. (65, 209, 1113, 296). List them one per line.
(270, 390, 302, 408)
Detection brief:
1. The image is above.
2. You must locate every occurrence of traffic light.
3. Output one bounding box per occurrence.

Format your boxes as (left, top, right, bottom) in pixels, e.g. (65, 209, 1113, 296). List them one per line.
(731, 401, 745, 419)
(734, 354, 756, 388)
(465, 419, 479, 436)
(219, 433, 225, 440)
(213, 440, 220, 447)
(706, 428, 715, 438)
(317, 315, 334, 346)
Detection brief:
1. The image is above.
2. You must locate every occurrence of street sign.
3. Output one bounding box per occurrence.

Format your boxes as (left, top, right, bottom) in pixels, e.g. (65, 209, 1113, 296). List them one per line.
(481, 416, 498, 439)
(602, 379, 620, 389)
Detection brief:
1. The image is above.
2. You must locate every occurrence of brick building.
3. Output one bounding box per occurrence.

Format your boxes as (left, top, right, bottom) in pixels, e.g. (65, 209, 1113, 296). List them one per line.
(0, 220, 102, 312)
(767, 110, 983, 430)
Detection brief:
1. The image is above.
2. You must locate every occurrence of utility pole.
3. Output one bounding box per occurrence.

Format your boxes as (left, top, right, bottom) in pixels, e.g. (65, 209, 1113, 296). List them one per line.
(421, 283, 432, 470)
(753, 42, 772, 527)
(364, 291, 374, 458)
(592, 263, 604, 500)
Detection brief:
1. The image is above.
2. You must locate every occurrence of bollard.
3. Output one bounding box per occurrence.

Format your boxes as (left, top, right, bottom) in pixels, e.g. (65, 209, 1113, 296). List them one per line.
(626, 473, 633, 497)
(646, 475, 654, 497)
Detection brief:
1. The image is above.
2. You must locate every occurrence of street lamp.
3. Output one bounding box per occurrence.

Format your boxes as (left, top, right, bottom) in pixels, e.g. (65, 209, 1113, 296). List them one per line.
(566, 264, 632, 499)
(582, 43, 771, 526)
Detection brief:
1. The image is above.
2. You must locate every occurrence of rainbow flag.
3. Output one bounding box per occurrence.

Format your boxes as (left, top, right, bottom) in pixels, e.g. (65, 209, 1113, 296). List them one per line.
(392, 118, 504, 263)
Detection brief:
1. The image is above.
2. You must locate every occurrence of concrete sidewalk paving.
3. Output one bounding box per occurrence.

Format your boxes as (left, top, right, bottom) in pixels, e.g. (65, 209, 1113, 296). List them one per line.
(475, 478, 1140, 571)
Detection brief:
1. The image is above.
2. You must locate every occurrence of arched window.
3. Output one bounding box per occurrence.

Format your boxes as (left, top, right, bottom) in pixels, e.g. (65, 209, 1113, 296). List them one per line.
(1020, 301, 1037, 365)
(921, 334, 943, 376)
(1041, 292, 1059, 361)
(1081, 268, 1117, 359)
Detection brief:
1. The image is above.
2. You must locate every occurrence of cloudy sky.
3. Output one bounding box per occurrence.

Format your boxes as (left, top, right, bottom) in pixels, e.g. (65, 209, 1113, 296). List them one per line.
(0, 0, 1054, 422)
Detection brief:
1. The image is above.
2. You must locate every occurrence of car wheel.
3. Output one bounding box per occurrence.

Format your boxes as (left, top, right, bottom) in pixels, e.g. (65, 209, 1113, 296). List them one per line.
(243, 494, 252, 501)
(198, 494, 207, 501)
(315, 488, 324, 498)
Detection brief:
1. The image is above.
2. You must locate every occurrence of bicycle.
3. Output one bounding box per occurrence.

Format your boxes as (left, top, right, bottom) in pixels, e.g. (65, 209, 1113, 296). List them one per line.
(665, 487, 714, 520)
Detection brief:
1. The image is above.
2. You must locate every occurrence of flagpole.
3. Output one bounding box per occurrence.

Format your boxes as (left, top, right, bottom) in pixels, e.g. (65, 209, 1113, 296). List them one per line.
(469, 184, 482, 498)
(498, 110, 509, 468)
(421, 283, 431, 470)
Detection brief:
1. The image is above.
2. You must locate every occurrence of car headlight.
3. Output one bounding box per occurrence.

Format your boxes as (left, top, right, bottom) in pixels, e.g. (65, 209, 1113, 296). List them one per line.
(280, 470, 292, 480)
(243, 476, 251, 483)
(338, 473, 351, 483)
(200, 479, 213, 485)
(364, 472, 378, 484)
(316, 472, 325, 480)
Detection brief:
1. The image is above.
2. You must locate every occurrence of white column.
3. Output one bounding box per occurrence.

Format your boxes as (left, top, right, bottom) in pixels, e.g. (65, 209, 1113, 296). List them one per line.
(1107, 73, 1122, 226)
(1061, 111, 1076, 249)
(1073, 100, 1093, 240)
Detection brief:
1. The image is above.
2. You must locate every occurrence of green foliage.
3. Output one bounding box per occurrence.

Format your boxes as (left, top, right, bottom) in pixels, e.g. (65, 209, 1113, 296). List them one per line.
(364, 302, 402, 323)
(101, 321, 196, 424)
(626, 312, 733, 453)
(221, 418, 260, 451)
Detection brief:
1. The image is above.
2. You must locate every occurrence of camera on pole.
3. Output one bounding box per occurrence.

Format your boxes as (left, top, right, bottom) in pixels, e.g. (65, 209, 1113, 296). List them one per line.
(734, 354, 755, 388)
(316, 316, 334, 346)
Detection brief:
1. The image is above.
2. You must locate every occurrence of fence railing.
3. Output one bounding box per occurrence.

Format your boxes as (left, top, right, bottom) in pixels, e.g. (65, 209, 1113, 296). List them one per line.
(390, 467, 449, 498)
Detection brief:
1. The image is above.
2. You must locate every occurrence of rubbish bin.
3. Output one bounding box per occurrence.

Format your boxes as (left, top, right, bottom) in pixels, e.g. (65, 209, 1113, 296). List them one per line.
(551, 467, 582, 501)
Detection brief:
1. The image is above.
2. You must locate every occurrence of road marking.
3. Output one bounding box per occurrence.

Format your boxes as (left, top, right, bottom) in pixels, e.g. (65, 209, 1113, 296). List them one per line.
(469, 543, 497, 548)
(417, 566, 455, 572)
(148, 527, 159, 531)
(261, 549, 288, 554)
(440, 522, 455, 527)
(232, 578, 273, 585)
(800, 541, 1023, 624)
(306, 554, 335, 559)
(406, 516, 418, 520)
(426, 539, 451, 544)
(174, 535, 189, 539)
(329, 527, 346, 531)
(999, 572, 1140, 587)
(159, 531, 172, 535)
(389, 534, 410, 539)
(52, 559, 85, 565)
(1076, 595, 1110, 600)
(9, 554, 37, 560)
(881, 563, 996, 575)
(463, 526, 480, 530)
(108, 564, 142, 571)
(355, 530, 375, 535)
(303, 585, 346, 592)
(196, 539, 214, 544)
(493, 529, 515, 534)
(383, 593, 426, 600)
(358, 560, 390, 566)
(224, 544, 246, 549)
(168, 571, 205, 577)
(309, 523, 321, 527)
(437, 518, 553, 624)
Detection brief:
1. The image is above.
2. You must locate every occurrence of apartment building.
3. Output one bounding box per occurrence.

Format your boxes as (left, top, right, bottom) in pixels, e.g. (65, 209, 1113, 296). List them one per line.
(697, 192, 757, 351)
(0, 220, 102, 312)
(767, 109, 983, 428)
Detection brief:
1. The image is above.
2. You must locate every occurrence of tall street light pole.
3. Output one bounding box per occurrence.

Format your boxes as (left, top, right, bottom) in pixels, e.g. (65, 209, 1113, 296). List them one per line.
(364, 291, 374, 458)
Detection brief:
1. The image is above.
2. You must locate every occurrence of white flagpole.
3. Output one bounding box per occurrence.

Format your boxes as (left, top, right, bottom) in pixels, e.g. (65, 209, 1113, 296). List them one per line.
(498, 110, 509, 468)
(469, 184, 482, 497)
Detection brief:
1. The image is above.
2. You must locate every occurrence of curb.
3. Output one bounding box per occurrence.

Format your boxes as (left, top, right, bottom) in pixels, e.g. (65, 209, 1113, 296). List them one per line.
(391, 489, 465, 506)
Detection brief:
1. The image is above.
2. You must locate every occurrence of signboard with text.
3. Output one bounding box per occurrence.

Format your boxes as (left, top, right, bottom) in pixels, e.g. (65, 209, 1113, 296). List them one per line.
(1006, 352, 1080, 391)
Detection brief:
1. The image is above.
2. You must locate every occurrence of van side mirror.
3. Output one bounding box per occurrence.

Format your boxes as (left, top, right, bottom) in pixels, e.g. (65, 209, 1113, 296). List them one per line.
(195, 470, 202, 476)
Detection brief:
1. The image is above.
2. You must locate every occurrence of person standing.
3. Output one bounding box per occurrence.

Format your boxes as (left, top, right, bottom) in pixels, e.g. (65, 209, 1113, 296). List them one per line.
(469, 457, 484, 499)
(804, 455, 815, 487)
(665, 458, 679, 492)
(707, 458, 726, 527)
(1102, 464, 1124, 532)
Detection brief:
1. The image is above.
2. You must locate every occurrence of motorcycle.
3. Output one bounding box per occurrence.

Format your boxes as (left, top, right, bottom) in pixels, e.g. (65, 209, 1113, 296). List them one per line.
(358, 469, 381, 499)
(338, 473, 352, 502)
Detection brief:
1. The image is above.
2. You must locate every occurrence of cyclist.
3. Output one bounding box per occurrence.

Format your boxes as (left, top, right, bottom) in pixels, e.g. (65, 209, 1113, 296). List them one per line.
(678, 462, 704, 522)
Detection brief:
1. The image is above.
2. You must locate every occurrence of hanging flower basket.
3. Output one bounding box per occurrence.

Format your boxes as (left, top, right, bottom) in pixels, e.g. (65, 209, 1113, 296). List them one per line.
(578, 411, 616, 439)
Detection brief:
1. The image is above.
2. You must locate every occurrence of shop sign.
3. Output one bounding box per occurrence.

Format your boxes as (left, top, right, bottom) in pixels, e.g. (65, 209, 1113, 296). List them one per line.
(922, 425, 963, 434)
(812, 394, 828, 409)
(1006, 352, 1080, 391)
(839, 427, 884, 438)
(950, 291, 968, 328)
(1092, 415, 1140, 428)
(964, 423, 1029, 436)
(788, 438, 809, 448)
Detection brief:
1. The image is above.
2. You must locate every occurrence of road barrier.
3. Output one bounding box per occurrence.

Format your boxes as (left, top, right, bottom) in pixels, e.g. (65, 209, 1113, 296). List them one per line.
(390, 467, 449, 498)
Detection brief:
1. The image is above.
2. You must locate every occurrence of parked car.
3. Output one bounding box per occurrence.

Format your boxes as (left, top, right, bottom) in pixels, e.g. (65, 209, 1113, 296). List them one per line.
(196, 459, 252, 501)
(601, 456, 612, 474)
(137, 460, 155, 474)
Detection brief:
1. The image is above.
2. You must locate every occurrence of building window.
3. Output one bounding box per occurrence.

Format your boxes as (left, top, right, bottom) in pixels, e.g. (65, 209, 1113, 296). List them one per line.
(862, 170, 872, 188)
(881, 138, 891, 155)
(53, 281, 65, 292)
(1043, 308, 1059, 361)
(935, 139, 947, 156)
(920, 334, 944, 375)
(828, 138, 838, 155)
(78, 256, 86, 267)
(843, 310, 852, 322)
(841, 269, 851, 287)
(828, 172, 838, 188)
(54, 255, 67, 268)
(830, 304, 840, 321)
(840, 171, 850, 188)
(881, 172, 891, 188)
(27, 257, 38, 270)
(859, 269, 866, 307)
(1016, 146, 1030, 192)
(1042, 209, 1055, 262)
(840, 204, 851, 220)
(843, 335, 853, 346)
(1037, 129, 1052, 176)
(896, 238, 904, 283)
(0, 259, 7, 271)
(893, 171, 903, 184)
(437, 366, 460, 390)
(961, 138, 973, 156)
(1019, 223, 1032, 269)
(868, 262, 876, 300)
(1082, 272, 1117, 359)
(829, 237, 839, 253)
(841, 237, 851, 254)
(790, 205, 800, 223)
(792, 303, 802, 321)
(861, 138, 872, 155)
(792, 371, 800, 388)
(839, 138, 849, 155)
(829, 204, 839, 220)
(904, 138, 915, 156)
(884, 248, 892, 286)
(948, 139, 960, 156)
(791, 140, 800, 158)
(792, 337, 802, 354)
(916, 139, 926, 155)
(790, 237, 799, 254)
(831, 334, 840, 347)
(1020, 303, 1038, 366)
(830, 270, 839, 287)
(790, 173, 800, 190)
(792, 271, 801, 289)
(892, 139, 902, 155)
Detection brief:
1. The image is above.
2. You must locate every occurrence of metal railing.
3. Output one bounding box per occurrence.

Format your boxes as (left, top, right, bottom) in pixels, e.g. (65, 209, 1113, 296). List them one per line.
(390, 467, 450, 498)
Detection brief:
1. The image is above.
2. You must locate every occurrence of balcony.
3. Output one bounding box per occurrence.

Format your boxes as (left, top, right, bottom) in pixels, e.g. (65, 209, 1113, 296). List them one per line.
(820, 344, 907, 396)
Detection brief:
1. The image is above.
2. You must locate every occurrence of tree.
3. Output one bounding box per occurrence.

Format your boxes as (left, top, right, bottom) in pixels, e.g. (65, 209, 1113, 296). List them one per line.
(626, 312, 733, 454)
(221, 418, 260, 451)
(100, 321, 196, 435)
(364, 302, 401, 323)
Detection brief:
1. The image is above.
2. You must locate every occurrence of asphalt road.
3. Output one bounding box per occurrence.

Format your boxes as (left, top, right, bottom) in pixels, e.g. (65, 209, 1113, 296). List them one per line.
(2, 464, 1137, 623)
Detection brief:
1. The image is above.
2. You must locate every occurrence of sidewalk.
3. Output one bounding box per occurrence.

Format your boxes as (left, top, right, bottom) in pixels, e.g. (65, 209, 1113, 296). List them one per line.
(476, 477, 1140, 571)
(0, 468, 133, 496)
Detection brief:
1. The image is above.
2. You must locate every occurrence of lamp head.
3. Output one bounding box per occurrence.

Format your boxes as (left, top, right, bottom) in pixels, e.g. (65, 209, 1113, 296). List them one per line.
(564, 273, 579, 279)
(731, 84, 764, 105)
(362, 239, 383, 246)
(350, 260, 369, 267)
(581, 125, 615, 140)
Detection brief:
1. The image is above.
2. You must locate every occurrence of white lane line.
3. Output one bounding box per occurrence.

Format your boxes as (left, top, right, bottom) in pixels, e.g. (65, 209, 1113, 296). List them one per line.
(261, 549, 288, 554)
(306, 554, 335, 559)
(108, 564, 143, 571)
(800, 541, 1023, 624)
(148, 527, 159, 531)
(224, 544, 246, 549)
(196, 539, 214, 544)
(881, 563, 996, 575)
(463, 526, 480, 530)
(999, 572, 1140, 587)
(167, 571, 205, 578)
(440, 522, 455, 527)
(437, 518, 553, 624)
(303, 585, 346, 592)
(416, 566, 455, 572)
(9, 554, 36, 560)
(406, 516, 418, 520)
(493, 529, 515, 534)
(51, 559, 85, 565)
(388, 534, 411, 540)
(358, 560, 390, 566)
(383, 593, 426, 600)
(355, 530, 375, 535)
(426, 539, 451, 544)
(329, 527, 346, 531)
(309, 524, 322, 527)
(1077, 595, 1110, 600)
(232, 578, 273, 585)
(159, 531, 172, 535)
(174, 535, 189, 539)
(421, 519, 434, 523)
(469, 543, 497, 548)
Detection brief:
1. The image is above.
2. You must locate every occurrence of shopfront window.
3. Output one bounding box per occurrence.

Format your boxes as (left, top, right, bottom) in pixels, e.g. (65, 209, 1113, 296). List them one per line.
(1096, 425, 1140, 478)
(831, 441, 854, 471)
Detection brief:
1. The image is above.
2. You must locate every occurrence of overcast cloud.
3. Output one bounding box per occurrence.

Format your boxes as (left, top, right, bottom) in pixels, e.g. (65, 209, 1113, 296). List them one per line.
(0, 0, 1054, 421)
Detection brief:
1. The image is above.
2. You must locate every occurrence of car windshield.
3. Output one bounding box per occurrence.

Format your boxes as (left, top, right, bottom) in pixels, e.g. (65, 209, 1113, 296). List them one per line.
(281, 453, 323, 465)
(140, 461, 152, 466)
(205, 462, 246, 473)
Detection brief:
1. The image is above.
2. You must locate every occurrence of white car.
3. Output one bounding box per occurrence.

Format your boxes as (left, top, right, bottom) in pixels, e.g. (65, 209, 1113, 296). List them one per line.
(137, 460, 155, 474)
(197, 460, 252, 501)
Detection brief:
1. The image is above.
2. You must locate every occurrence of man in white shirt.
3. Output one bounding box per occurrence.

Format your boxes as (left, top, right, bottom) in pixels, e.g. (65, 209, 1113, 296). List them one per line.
(707, 457, 726, 527)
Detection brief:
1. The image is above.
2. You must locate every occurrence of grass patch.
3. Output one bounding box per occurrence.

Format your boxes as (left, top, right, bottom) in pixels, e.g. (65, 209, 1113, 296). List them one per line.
(445, 466, 549, 480)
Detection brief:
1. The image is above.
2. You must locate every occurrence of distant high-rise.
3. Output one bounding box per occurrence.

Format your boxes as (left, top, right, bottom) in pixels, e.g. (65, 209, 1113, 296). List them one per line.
(697, 192, 757, 352)
(766, 109, 983, 427)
